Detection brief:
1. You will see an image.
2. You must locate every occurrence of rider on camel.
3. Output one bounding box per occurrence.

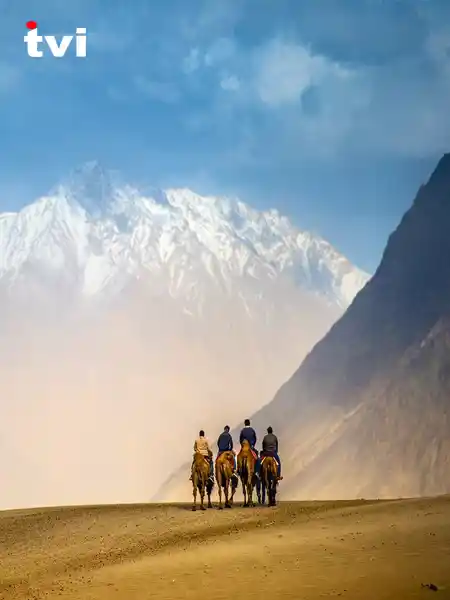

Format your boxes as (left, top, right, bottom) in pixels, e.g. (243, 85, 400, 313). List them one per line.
(239, 419, 259, 476)
(239, 419, 257, 451)
(217, 425, 237, 473)
(190, 429, 214, 482)
(261, 426, 283, 480)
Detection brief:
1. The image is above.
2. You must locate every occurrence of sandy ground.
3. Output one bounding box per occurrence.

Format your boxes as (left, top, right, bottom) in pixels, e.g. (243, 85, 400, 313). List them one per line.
(1, 496, 450, 599)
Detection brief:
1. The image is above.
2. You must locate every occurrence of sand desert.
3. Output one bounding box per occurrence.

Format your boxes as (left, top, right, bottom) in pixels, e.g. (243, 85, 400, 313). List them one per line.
(1, 496, 450, 599)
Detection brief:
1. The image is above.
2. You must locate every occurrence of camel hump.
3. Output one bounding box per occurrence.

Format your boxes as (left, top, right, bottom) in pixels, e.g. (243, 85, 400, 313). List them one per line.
(194, 452, 210, 466)
(239, 444, 257, 461)
(216, 450, 234, 464)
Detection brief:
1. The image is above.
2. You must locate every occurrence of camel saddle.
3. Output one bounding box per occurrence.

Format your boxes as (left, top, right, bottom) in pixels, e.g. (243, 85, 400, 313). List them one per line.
(261, 452, 279, 466)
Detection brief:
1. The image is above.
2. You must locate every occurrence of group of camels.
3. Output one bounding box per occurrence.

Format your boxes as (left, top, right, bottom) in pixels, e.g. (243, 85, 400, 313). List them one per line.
(191, 440, 279, 510)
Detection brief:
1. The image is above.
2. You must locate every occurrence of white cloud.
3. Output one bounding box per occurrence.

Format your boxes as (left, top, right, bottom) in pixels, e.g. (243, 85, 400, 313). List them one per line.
(182, 48, 201, 73)
(204, 37, 236, 66)
(220, 75, 240, 91)
(252, 38, 351, 107)
(199, 27, 450, 160)
(182, 38, 236, 77)
(3, 0, 450, 165)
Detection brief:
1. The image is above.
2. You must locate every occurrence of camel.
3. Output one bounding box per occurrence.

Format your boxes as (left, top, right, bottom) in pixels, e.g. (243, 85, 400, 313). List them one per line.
(215, 451, 238, 509)
(237, 440, 257, 507)
(260, 455, 278, 507)
(191, 452, 213, 511)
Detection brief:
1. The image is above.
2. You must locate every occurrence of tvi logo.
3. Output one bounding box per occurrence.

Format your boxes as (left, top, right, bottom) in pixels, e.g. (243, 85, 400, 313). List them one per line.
(24, 21, 87, 58)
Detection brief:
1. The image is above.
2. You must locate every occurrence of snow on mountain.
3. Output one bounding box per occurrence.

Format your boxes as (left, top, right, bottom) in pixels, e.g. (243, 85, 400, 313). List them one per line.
(0, 162, 372, 508)
(0, 162, 369, 310)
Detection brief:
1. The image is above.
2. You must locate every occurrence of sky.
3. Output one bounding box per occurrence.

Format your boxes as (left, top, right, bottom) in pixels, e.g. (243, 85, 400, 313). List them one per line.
(0, 0, 449, 272)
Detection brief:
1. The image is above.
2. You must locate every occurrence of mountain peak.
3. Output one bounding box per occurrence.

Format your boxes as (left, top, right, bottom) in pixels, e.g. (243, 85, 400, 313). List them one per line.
(0, 163, 370, 309)
(417, 152, 450, 205)
(377, 151, 450, 284)
(58, 160, 117, 215)
(430, 152, 450, 180)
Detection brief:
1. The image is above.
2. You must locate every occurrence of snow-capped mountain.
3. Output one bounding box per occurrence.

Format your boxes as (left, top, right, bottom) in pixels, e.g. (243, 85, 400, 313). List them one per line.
(0, 162, 371, 509)
(0, 161, 369, 312)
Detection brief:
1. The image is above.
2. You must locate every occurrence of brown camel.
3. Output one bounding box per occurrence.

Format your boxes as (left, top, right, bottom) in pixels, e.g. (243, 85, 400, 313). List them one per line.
(215, 451, 238, 509)
(191, 452, 213, 511)
(237, 440, 257, 507)
(261, 455, 278, 507)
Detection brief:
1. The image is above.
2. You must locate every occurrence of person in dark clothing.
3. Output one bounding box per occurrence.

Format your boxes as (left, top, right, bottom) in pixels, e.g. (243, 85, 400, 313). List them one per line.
(239, 419, 257, 449)
(217, 425, 237, 472)
(240, 419, 260, 477)
(261, 426, 282, 479)
(217, 425, 233, 453)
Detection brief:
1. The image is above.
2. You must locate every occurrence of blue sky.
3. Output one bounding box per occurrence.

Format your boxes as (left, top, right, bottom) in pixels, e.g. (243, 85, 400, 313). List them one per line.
(1, 0, 449, 272)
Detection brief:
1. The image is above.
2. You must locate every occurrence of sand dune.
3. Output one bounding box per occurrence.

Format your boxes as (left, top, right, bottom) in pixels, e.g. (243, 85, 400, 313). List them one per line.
(1, 496, 449, 599)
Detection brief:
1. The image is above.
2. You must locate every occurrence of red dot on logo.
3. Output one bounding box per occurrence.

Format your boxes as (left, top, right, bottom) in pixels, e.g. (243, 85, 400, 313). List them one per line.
(26, 20, 37, 30)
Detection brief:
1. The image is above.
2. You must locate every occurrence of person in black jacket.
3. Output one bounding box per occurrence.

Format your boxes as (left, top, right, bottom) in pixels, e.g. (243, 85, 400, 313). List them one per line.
(261, 426, 282, 480)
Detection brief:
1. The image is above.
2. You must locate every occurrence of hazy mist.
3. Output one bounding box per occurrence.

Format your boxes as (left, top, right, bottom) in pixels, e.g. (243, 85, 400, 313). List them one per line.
(0, 277, 340, 510)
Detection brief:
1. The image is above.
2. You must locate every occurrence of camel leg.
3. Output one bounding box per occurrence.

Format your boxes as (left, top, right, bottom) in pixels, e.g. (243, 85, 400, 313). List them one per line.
(242, 481, 248, 507)
(256, 477, 262, 504)
(217, 479, 223, 510)
(200, 483, 206, 510)
(224, 479, 231, 508)
(268, 479, 275, 506)
(248, 482, 254, 507)
(230, 481, 236, 505)
(230, 473, 237, 505)
(192, 483, 197, 511)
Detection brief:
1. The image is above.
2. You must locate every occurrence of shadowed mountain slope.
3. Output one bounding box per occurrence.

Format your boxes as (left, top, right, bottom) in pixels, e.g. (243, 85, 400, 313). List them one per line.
(246, 153, 450, 499)
(157, 154, 450, 501)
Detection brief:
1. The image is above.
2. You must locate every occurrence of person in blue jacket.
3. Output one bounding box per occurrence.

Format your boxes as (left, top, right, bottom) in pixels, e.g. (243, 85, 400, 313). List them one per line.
(217, 425, 237, 472)
(239, 419, 260, 477)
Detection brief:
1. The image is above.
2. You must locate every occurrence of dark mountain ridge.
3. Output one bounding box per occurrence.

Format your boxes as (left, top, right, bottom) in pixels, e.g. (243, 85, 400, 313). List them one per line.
(281, 154, 449, 405)
(155, 154, 450, 501)
(238, 153, 450, 498)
